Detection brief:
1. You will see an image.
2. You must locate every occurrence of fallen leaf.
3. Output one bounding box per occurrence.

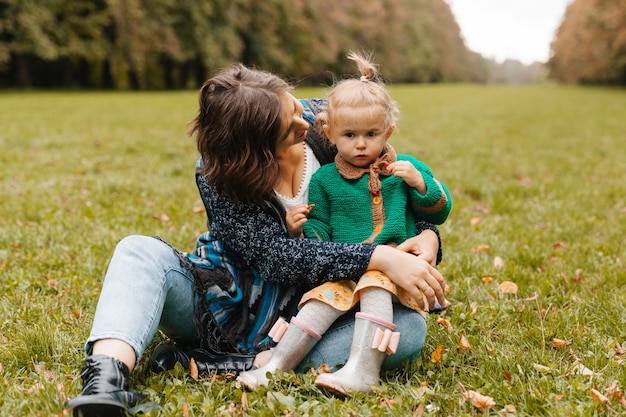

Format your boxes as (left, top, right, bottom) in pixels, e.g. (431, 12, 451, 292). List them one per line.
(482, 276, 494, 284)
(472, 244, 491, 253)
(314, 363, 331, 375)
(499, 281, 518, 294)
(72, 308, 82, 319)
(431, 345, 444, 366)
(189, 357, 198, 381)
(413, 403, 425, 417)
(591, 388, 610, 408)
(606, 382, 626, 408)
(470, 301, 478, 314)
(572, 268, 583, 283)
(459, 383, 496, 412)
(523, 293, 539, 302)
(499, 404, 517, 415)
(531, 363, 552, 374)
(241, 392, 248, 410)
(153, 213, 170, 222)
(192, 206, 205, 214)
(182, 402, 189, 417)
(437, 316, 453, 332)
(493, 256, 505, 268)
(552, 338, 572, 349)
(470, 217, 482, 225)
(459, 334, 472, 351)
(569, 363, 596, 376)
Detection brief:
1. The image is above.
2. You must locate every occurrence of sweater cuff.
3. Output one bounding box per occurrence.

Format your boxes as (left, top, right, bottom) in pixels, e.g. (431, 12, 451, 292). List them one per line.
(415, 221, 443, 265)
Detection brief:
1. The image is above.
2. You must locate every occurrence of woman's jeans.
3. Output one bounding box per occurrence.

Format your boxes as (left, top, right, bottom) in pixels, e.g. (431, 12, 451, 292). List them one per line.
(86, 235, 427, 371)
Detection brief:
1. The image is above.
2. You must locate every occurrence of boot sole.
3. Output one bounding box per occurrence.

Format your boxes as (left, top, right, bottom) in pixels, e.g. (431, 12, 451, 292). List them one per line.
(72, 403, 127, 417)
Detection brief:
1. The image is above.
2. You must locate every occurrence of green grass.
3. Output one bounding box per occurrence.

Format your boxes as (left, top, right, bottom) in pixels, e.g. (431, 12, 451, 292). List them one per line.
(1, 84, 625, 416)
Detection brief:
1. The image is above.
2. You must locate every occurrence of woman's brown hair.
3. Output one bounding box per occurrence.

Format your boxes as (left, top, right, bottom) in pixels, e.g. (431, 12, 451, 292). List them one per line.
(189, 64, 293, 206)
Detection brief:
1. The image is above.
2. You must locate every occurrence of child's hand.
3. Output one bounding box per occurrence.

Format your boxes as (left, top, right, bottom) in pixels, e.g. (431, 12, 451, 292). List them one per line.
(286, 204, 314, 237)
(386, 161, 426, 194)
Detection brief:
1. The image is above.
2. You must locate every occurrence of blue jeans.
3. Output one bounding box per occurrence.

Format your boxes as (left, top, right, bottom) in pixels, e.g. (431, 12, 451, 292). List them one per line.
(86, 235, 427, 371)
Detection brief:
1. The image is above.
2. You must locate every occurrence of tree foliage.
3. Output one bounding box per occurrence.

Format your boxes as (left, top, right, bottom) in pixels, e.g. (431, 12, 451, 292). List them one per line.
(0, 0, 484, 88)
(549, 0, 626, 84)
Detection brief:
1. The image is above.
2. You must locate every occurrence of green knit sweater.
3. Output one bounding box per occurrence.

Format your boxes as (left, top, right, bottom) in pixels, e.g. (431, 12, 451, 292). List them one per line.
(302, 154, 451, 245)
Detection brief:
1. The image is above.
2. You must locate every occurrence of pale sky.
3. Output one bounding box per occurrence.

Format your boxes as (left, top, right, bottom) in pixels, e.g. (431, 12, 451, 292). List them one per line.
(445, 0, 573, 64)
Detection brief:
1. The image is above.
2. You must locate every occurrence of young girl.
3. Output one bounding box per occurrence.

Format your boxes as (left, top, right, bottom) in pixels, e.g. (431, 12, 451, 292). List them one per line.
(237, 52, 452, 396)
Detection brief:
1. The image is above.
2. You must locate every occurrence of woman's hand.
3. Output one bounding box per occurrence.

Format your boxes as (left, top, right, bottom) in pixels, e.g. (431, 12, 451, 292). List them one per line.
(285, 204, 313, 237)
(397, 229, 439, 266)
(368, 245, 448, 311)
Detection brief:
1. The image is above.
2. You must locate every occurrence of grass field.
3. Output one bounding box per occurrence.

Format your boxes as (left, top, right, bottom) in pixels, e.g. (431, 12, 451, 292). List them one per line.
(0, 84, 625, 416)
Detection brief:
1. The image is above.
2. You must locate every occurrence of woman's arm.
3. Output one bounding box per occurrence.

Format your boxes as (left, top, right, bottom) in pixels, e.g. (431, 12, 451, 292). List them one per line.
(197, 172, 374, 288)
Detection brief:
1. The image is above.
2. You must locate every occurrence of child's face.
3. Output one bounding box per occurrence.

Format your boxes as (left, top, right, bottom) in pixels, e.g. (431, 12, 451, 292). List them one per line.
(324, 105, 394, 168)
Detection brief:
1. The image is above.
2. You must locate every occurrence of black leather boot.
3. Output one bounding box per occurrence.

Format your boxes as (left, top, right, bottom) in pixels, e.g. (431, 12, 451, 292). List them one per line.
(65, 354, 161, 416)
(147, 344, 256, 375)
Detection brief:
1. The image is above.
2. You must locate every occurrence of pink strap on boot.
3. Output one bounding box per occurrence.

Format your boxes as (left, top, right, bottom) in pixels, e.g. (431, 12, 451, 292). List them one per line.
(268, 316, 323, 343)
(356, 312, 400, 354)
(268, 317, 289, 342)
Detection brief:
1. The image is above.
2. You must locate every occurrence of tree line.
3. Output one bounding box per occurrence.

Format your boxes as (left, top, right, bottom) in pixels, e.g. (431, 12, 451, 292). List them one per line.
(0, 0, 488, 89)
(1, 0, 624, 89)
(549, 0, 626, 84)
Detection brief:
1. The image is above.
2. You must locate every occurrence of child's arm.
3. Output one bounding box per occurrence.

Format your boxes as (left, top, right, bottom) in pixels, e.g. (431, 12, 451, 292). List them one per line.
(285, 204, 314, 238)
(387, 156, 452, 225)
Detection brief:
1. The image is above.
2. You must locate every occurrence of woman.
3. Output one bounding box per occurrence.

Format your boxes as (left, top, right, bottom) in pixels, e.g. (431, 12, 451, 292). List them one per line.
(65, 64, 447, 416)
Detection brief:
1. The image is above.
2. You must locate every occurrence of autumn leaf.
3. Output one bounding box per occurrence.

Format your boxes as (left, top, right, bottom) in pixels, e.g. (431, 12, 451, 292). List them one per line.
(552, 338, 572, 349)
(591, 388, 610, 409)
(153, 213, 170, 222)
(413, 403, 425, 417)
(459, 334, 472, 351)
(459, 383, 495, 412)
(192, 206, 205, 214)
(437, 316, 453, 331)
(482, 276, 494, 284)
(431, 345, 444, 367)
(470, 217, 482, 225)
(499, 404, 517, 415)
(182, 402, 189, 417)
(189, 357, 198, 381)
(472, 244, 491, 253)
(493, 256, 505, 268)
(606, 382, 626, 408)
(499, 281, 518, 294)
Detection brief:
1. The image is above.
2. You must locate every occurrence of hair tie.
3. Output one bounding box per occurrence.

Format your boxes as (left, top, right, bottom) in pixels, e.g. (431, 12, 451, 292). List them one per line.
(360, 75, 368, 82)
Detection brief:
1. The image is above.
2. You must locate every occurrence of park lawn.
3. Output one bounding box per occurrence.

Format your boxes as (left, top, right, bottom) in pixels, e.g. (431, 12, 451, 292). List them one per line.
(0, 84, 624, 416)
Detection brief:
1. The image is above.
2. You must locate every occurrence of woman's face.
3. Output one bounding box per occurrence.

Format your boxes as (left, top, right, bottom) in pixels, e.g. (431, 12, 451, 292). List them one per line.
(275, 93, 309, 153)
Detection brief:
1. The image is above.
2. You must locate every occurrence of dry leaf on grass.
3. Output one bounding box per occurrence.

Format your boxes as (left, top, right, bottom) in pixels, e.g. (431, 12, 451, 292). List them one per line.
(413, 403, 425, 417)
(459, 383, 496, 412)
(437, 316, 453, 331)
(493, 256, 505, 268)
(591, 388, 611, 408)
(431, 345, 444, 367)
(499, 404, 517, 415)
(552, 338, 572, 349)
(499, 281, 518, 294)
(472, 244, 491, 253)
(153, 213, 170, 222)
(482, 276, 494, 284)
(458, 334, 472, 351)
(189, 357, 198, 381)
(606, 382, 626, 408)
(470, 217, 482, 225)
